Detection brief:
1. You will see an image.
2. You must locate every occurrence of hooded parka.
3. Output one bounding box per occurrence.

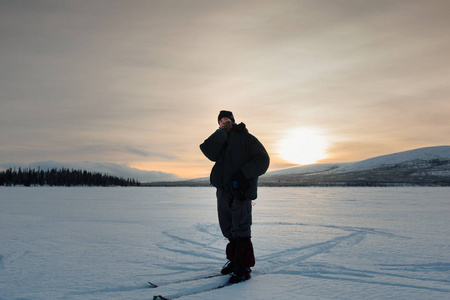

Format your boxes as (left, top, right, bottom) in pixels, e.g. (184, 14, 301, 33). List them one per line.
(200, 122, 269, 200)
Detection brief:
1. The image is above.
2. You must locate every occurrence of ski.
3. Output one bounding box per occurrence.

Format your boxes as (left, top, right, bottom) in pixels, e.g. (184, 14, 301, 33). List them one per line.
(149, 273, 234, 299)
(153, 281, 234, 300)
(148, 273, 224, 288)
(153, 295, 170, 300)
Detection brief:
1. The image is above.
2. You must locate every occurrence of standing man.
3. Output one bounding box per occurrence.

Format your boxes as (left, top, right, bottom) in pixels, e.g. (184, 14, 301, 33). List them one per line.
(200, 110, 270, 283)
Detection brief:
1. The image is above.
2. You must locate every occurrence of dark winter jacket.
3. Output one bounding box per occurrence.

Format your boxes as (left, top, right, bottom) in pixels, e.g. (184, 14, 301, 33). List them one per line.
(200, 122, 270, 200)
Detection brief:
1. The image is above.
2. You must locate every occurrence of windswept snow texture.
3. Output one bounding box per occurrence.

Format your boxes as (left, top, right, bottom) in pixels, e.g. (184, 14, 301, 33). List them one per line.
(0, 187, 449, 299)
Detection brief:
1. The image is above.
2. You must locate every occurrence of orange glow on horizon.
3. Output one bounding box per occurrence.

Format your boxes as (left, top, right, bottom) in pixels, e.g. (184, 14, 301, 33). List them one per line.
(130, 161, 211, 179)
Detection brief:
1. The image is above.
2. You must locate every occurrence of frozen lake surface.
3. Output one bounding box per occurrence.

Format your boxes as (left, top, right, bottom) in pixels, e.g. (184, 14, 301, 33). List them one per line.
(0, 187, 449, 299)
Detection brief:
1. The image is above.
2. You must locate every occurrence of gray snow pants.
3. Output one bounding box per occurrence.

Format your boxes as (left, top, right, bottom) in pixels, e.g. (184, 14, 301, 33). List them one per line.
(216, 187, 252, 240)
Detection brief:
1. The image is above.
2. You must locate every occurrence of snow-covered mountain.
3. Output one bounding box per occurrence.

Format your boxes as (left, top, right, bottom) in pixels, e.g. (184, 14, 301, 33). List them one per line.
(268, 146, 450, 175)
(261, 146, 450, 186)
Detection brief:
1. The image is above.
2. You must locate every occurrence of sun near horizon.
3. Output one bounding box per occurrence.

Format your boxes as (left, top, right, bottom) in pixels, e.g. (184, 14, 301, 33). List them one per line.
(277, 127, 330, 166)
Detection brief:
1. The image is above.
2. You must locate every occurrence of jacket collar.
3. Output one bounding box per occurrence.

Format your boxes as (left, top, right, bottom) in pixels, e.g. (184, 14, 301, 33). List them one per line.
(231, 122, 248, 133)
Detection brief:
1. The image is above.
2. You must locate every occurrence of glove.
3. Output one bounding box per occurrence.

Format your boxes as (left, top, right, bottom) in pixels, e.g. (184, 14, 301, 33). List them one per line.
(231, 170, 249, 201)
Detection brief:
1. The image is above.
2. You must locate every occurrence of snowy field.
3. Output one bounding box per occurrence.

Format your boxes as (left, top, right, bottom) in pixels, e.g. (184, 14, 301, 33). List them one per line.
(0, 187, 449, 300)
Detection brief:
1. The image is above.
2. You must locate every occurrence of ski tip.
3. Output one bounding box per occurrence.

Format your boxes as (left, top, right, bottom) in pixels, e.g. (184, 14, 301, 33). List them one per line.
(153, 295, 171, 300)
(148, 281, 158, 288)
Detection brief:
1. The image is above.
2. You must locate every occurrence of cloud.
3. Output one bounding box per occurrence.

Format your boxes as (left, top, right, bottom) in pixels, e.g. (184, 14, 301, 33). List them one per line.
(1, 0, 450, 178)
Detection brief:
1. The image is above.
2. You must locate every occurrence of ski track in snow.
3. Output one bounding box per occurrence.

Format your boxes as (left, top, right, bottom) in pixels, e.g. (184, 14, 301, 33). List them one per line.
(151, 220, 450, 297)
(1, 187, 449, 299)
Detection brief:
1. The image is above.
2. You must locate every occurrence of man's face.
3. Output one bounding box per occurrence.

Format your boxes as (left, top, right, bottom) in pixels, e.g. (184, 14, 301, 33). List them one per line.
(219, 117, 232, 129)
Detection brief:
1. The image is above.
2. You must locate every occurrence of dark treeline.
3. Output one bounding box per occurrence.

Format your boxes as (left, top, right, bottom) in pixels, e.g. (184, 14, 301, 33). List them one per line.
(0, 167, 140, 187)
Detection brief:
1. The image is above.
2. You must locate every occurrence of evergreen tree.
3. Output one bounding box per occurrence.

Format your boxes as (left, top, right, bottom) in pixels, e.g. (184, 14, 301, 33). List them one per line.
(0, 167, 140, 187)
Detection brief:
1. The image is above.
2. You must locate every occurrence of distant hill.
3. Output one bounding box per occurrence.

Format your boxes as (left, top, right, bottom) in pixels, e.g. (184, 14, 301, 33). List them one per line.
(260, 146, 450, 186)
(0, 161, 180, 183)
(147, 146, 450, 187)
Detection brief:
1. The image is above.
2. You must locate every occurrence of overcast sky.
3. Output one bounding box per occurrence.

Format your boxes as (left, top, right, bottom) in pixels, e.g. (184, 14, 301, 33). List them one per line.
(1, 0, 450, 178)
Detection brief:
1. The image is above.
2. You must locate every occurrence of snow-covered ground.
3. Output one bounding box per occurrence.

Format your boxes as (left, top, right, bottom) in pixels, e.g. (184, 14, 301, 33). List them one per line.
(0, 187, 449, 299)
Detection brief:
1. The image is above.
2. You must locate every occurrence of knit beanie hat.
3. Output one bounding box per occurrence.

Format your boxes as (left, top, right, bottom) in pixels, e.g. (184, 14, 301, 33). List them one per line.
(218, 110, 235, 123)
